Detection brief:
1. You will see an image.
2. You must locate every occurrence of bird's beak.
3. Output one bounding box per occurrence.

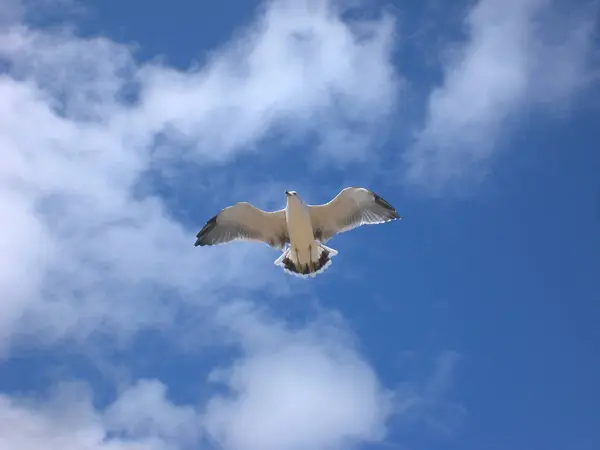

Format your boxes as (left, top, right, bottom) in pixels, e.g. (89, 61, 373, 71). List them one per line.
(285, 191, 290, 196)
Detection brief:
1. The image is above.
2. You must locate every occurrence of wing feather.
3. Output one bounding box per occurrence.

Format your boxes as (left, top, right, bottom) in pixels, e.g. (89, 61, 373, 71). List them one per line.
(308, 187, 400, 242)
(195, 202, 289, 249)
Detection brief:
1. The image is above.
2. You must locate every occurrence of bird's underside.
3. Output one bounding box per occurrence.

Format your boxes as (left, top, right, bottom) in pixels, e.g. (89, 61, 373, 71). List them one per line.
(194, 187, 401, 278)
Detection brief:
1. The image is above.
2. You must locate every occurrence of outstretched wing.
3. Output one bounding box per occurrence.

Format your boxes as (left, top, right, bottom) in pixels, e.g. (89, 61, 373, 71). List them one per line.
(195, 202, 289, 249)
(308, 187, 400, 243)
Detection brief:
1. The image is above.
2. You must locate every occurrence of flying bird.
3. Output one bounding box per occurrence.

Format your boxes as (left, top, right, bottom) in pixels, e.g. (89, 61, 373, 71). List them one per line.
(194, 187, 401, 278)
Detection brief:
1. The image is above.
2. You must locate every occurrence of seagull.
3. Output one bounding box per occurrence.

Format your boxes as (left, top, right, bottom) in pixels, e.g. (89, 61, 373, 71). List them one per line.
(194, 187, 401, 278)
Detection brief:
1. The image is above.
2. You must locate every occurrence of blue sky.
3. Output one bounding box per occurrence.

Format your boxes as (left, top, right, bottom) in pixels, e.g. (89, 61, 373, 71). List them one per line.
(0, 0, 599, 449)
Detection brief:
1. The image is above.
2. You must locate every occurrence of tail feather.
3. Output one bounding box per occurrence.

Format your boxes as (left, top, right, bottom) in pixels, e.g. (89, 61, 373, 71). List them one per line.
(274, 242, 338, 279)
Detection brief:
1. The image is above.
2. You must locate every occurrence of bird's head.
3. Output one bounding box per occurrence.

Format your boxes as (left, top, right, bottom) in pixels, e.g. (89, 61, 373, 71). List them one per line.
(285, 190, 302, 204)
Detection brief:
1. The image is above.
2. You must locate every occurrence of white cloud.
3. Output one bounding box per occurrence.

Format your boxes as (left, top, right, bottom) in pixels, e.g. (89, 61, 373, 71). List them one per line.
(204, 346, 388, 450)
(138, 0, 400, 163)
(0, 381, 190, 450)
(405, 0, 598, 192)
(104, 380, 202, 445)
(0, 0, 399, 353)
(203, 301, 392, 450)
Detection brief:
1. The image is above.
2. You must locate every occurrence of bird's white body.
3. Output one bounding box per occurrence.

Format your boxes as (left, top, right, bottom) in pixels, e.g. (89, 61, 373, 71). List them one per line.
(195, 187, 400, 278)
(275, 192, 337, 277)
(285, 194, 315, 264)
(285, 194, 313, 244)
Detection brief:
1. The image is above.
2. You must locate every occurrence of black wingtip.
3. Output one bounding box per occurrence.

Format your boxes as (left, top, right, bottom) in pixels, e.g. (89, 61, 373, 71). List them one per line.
(371, 191, 401, 220)
(194, 237, 206, 247)
(194, 215, 218, 247)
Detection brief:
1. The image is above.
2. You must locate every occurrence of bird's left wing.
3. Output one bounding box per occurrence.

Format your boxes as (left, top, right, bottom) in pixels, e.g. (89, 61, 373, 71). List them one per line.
(308, 187, 400, 243)
(195, 202, 289, 249)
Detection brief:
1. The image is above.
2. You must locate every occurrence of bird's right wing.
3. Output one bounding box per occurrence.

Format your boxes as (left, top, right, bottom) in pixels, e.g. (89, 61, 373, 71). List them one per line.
(195, 202, 289, 249)
(308, 187, 400, 243)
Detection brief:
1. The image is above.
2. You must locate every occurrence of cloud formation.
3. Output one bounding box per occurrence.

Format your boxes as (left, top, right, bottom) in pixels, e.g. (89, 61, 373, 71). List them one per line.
(0, 0, 399, 353)
(405, 0, 598, 192)
(0, 307, 398, 450)
(0, 302, 459, 450)
(203, 302, 392, 450)
(0, 1, 409, 449)
(0, 380, 196, 450)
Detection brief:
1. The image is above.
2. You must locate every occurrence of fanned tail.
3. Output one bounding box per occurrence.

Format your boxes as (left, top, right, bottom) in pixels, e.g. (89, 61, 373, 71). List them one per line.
(274, 242, 338, 279)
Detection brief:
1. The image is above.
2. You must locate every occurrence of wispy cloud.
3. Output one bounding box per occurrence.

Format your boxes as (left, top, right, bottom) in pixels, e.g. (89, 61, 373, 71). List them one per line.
(404, 0, 598, 193)
(385, 350, 465, 440)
